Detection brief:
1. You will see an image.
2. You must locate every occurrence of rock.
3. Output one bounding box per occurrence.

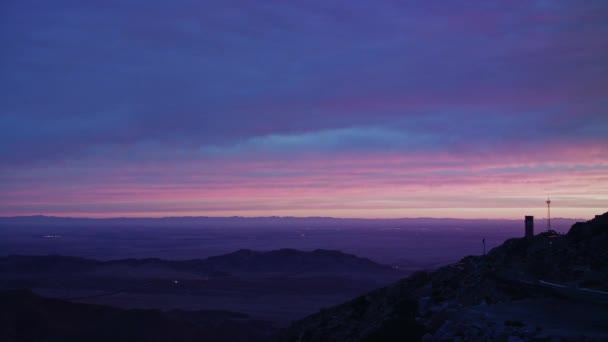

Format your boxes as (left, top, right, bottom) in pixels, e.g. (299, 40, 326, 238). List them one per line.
(278, 213, 608, 341)
(433, 320, 454, 339)
(419, 296, 433, 315)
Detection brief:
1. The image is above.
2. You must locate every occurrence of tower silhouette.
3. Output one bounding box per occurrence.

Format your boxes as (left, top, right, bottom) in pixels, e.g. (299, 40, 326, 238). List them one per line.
(546, 197, 551, 231)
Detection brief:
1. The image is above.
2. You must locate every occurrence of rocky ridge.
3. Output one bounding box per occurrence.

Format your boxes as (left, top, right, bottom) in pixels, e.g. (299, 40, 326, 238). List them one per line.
(279, 212, 608, 341)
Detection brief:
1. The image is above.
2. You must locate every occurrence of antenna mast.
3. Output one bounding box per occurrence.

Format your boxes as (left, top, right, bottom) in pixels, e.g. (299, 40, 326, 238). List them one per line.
(546, 197, 551, 231)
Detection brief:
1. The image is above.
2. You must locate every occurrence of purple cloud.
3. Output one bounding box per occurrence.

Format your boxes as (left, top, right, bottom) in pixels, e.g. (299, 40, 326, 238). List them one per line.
(0, 0, 606, 217)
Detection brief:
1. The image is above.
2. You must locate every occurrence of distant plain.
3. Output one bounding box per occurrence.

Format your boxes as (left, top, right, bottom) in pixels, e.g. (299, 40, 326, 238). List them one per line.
(0, 217, 579, 320)
(0, 217, 578, 268)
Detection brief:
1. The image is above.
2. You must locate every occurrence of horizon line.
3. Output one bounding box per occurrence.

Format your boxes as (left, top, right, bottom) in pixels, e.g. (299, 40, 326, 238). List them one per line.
(0, 214, 592, 221)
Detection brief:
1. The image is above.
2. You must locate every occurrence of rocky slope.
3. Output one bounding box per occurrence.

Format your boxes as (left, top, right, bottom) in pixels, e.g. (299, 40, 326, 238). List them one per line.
(279, 212, 608, 341)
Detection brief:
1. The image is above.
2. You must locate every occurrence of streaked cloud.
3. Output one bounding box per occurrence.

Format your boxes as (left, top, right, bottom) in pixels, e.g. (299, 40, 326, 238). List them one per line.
(0, 0, 606, 218)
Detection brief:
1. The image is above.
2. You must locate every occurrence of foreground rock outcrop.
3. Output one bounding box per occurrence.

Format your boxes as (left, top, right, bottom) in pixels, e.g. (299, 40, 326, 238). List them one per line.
(279, 212, 608, 341)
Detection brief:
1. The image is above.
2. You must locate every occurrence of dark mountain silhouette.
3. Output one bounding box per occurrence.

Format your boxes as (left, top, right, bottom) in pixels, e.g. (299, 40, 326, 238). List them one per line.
(199, 248, 395, 275)
(0, 249, 402, 322)
(0, 248, 398, 278)
(279, 212, 608, 341)
(0, 289, 276, 342)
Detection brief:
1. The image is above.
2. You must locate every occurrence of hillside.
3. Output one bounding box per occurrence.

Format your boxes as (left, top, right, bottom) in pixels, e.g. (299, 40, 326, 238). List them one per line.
(0, 248, 398, 279)
(279, 212, 608, 341)
(0, 289, 275, 342)
(0, 249, 402, 321)
(199, 248, 395, 275)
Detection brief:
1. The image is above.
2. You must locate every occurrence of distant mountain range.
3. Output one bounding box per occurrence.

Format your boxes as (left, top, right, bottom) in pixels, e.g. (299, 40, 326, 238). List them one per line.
(0, 248, 398, 279)
(0, 215, 581, 228)
(0, 248, 403, 322)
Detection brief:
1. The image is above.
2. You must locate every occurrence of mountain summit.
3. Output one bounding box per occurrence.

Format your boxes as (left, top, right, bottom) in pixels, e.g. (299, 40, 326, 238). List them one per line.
(280, 212, 608, 341)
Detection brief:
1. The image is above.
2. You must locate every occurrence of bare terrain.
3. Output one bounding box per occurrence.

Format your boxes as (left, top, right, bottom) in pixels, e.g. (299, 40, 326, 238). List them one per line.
(0, 216, 579, 269)
(0, 249, 401, 321)
(280, 213, 608, 341)
(2, 215, 601, 341)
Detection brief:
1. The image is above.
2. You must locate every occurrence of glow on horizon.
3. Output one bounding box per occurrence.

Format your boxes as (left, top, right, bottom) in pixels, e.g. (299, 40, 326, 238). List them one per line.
(4, 208, 602, 221)
(2, 148, 606, 219)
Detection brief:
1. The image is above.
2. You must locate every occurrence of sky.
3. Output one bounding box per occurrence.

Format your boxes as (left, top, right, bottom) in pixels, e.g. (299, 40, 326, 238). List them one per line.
(1, 1, 607, 219)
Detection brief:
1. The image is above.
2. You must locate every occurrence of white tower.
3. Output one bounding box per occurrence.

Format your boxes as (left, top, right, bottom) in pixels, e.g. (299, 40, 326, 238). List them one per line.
(546, 197, 551, 231)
